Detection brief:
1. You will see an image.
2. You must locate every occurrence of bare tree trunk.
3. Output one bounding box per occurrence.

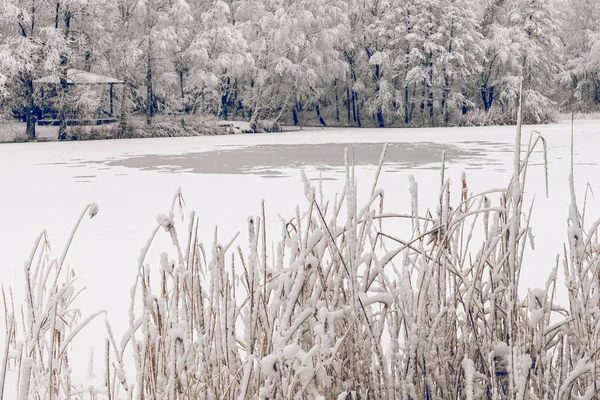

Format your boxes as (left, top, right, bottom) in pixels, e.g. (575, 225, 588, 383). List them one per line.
(145, 3, 154, 127)
(334, 79, 340, 123)
(403, 48, 411, 125)
(57, 9, 71, 140)
(315, 104, 326, 127)
(221, 77, 230, 120)
(345, 51, 361, 127)
(119, 85, 127, 138)
(17, 3, 37, 140)
(57, 57, 69, 140)
(441, 74, 450, 124)
(404, 85, 410, 124)
(410, 87, 415, 121)
(375, 64, 384, 127)
(353, 90, 361, 127)
(24, 76, 36, 140)
(295, 103, 304, 130)
(292, 107, 298, 126)
(427, 54, 434, 123)
(481, 85, 489, 111)
(351, 89, 357, 124)
(55, 1, 60, 29)
(25, 112, 36, 140)
(146, 49, 153, 126)
(346, 87, 351, 125)
(179, 69, 185, 105)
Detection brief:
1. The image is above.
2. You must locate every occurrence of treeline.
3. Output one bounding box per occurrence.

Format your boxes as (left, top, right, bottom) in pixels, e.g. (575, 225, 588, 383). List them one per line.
(0, 0, 599, 136)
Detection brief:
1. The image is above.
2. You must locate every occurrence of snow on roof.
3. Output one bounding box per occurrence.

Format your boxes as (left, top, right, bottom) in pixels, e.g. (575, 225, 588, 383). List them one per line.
(34, 69, 124, 84)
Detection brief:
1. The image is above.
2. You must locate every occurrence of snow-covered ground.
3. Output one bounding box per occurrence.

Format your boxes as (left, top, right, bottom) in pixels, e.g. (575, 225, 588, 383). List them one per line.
(1, 120, 599, 388)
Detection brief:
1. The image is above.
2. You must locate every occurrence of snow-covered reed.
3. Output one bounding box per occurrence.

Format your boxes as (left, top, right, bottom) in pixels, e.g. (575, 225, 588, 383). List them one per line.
(1, 204, 105, 399)
(3, 124, 600, 399)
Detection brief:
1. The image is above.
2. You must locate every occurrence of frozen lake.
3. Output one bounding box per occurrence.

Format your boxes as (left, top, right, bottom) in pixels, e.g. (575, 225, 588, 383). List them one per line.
(1, 120, 599, 386)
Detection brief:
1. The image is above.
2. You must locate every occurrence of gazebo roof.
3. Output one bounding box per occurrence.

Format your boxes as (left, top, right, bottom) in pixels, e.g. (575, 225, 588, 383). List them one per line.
(34, 69, 124, 84)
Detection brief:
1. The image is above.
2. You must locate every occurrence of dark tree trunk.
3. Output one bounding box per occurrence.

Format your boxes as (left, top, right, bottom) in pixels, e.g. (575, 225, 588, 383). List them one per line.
(316, 104, 326, 127)
(24, 77, 36, 140)
(346, 87, 351, 125)
(30, 2, 36, 32)
(377, 109, 384, 127)
(292, 106, 298, 126)
(441, 75, 450, 124)
(221, 77, 230, 120)
(345, 51, 360, 127)
(410, 87, 416, 121)
(25, 113, 36, 140)
(428, 89, 434, 121)
(403, 43, 411, 125)
(146, 50, 153, 126)
(233, 79, 239, 118)
(84, 51, 92, 71)
(334, 79, 340, 123)
(179, 70, 185, 100)
(64, 10, 71, 37)
(55, 1, 60, 29)
(57, 10, 71, 140)
(375, 64, 384, 127)
(351, 89, 357, 124)
(481, 85, 495, 112)
(119, 85, 127, 138)
(404, 86, 410, 124)
(18, 3, 36, 140)
(145, 4, 154, 127)
(57, 57, 69, 140)
(428, 56, 434, 122)
(296, 103, 304, 129)
(442, 21, 455, 124)
(353, 91, 361, 127)
(481, 86, 489, 111)
(109, 84, 114, 116)
(350, 64, 359, 127)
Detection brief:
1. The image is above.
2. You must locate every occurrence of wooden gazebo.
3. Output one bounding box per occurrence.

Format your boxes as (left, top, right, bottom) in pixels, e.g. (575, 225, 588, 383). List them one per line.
(34, 69, 124, 125)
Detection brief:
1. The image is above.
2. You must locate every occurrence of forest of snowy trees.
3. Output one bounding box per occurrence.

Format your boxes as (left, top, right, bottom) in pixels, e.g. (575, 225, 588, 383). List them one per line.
(0, 0, 599, 133)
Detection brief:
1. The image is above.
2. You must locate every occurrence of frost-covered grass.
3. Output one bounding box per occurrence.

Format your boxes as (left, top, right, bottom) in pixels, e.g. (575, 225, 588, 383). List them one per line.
(2, 118, 600, 399)
(557, 111, 600, 121)
(0, 115, 260, 142)
(0, 122, 58, 142)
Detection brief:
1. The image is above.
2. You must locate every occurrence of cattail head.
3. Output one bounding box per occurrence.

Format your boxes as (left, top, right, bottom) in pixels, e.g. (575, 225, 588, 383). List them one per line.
(88, 202, 99, 219)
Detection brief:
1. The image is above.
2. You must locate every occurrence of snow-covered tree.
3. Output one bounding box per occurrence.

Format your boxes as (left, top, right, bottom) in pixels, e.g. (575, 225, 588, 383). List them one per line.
(0, 0, 78, 138)
(238, 0, 348, 125)
(559, 0, 600, 108)
(511, 0, 560, 122)
(384, 0, 482, 125)
(0, 0, 595, 130)
(133, 0, 194, 125)
(478, 0, 560, 122)
(185, 0, 252, 118)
